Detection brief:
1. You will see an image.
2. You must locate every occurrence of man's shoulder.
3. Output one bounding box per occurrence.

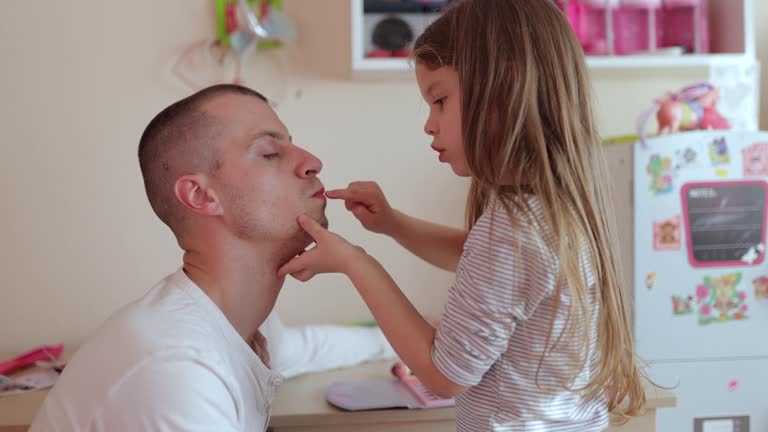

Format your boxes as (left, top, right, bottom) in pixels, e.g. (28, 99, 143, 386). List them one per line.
(66, 271, 228, 382)
(33, 346, 243, 432)
(95, 274, 220, 351)
(30, 271, 264, 432)
(36, 317, 238, 430)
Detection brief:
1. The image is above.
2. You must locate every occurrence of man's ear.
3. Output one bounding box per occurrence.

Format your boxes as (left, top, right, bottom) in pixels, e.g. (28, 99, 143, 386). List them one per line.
(174, 175, 223, 217)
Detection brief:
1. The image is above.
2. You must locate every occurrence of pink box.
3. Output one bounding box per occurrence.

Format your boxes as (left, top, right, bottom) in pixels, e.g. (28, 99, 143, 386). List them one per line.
(583, 2, 612, 54)
(613, 3, 662, 54)
(660, 0, 709, 53)
(557, 0, 709, 55)
(557, 0, 613, 55)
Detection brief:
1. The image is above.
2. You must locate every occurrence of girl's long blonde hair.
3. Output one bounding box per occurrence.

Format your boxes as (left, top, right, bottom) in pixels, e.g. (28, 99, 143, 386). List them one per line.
(414, 0, 646, 422)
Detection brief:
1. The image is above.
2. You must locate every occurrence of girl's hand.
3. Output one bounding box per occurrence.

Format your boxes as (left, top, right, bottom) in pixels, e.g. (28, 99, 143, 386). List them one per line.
(325, 182, 398, 236)
(278, 215, 367, 282)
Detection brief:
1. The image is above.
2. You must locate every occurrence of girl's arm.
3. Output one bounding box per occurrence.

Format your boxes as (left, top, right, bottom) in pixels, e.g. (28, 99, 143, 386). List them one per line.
(327, 182, 466, 272)
(345, 253, 466, 398)
(388, 210, 466, 272)
(278, 215, 467, 398)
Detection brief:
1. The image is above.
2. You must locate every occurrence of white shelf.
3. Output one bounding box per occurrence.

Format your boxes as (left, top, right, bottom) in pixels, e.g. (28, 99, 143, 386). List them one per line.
(352, 58, 413, 71)
(585, 53, 754, 69)
(354, 53, 753, 70)
(351, 53, 755, 80)
(350, 0, 756, 79)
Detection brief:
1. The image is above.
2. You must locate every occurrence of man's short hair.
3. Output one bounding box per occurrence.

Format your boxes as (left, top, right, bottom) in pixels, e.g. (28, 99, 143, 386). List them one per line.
(138, 84, 267, 238)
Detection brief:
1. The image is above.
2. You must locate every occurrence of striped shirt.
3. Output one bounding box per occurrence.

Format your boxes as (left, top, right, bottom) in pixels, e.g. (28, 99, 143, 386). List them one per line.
(433, 197, 608, 432)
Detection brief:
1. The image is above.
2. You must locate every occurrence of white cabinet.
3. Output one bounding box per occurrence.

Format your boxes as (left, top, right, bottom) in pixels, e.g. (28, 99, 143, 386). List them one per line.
(350, 0, 756, 78)
(649, 359, 767, 432)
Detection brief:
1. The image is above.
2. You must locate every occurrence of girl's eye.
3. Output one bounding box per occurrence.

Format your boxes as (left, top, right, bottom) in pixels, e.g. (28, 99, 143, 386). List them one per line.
(263, 153, 279, 160)
(433, 97, 445, 107)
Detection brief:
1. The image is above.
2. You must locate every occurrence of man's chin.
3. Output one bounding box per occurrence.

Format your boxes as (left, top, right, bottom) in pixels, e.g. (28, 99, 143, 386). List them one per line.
(284, 211, 326, 252)
(301, 213, 328, 246)
(305, 208, 329, 230)
(317, 214, 329, 230)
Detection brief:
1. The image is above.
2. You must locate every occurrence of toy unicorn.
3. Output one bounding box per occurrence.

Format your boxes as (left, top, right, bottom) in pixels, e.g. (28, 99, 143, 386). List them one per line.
(637, 82, 731, 147)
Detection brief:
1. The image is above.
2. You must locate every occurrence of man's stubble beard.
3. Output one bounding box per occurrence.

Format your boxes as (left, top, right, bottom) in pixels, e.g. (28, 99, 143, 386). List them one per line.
(276, 211, 329, 269)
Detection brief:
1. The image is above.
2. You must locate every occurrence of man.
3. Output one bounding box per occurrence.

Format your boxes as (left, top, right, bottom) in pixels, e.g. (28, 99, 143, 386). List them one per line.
(30, 84, 394, 432)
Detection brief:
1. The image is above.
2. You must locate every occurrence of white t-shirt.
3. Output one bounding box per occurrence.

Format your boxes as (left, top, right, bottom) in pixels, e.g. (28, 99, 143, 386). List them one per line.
(260, 308, 396, 379)
(30, 269, 283, 432)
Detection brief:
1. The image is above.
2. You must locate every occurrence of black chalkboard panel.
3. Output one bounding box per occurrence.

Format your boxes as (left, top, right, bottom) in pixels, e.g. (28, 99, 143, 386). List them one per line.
(364, 1, 451, 13)
(681, 181, 768, 267)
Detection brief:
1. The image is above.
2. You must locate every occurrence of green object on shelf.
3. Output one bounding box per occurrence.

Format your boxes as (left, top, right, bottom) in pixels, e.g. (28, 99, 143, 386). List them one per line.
(346, 320, 379, 328)
(602, 134, 648, 145)
(216, 0, 284, 50)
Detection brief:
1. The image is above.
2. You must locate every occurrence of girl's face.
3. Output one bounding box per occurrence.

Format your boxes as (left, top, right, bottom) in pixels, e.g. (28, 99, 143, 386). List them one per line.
(415, 64, 470, 177)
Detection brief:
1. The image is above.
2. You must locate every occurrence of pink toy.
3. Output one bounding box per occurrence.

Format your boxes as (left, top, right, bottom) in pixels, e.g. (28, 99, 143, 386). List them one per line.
(326, 361, 454, 411)
(390, 361, 453, 408)
(638, 82, 731, 146)
(0, 345, 64, 376)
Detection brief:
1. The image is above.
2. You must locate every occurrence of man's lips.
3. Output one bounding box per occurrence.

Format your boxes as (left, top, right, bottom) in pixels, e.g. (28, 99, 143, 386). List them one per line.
(311, 187, 326, 199)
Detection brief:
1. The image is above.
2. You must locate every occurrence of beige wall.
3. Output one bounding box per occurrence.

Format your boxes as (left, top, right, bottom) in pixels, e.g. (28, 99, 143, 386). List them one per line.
(0, 0, 765, 354)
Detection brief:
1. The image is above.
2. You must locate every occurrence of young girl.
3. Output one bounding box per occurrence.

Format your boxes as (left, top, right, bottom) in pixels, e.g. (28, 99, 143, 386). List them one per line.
(278, 0, 646, 429)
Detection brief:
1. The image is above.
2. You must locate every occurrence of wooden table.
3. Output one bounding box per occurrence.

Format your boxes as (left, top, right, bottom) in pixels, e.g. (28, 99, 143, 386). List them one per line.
(269, 361, 455, 432)
(268, 360, 676, 432)
(0, 360, 675, 432)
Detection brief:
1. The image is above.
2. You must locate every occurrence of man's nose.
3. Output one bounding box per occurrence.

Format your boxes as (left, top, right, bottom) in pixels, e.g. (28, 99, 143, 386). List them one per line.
(295, 147, 323, 178)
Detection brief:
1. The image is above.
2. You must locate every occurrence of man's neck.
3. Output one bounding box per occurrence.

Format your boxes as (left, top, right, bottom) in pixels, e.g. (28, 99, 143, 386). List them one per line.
(181, 239, 287, 343)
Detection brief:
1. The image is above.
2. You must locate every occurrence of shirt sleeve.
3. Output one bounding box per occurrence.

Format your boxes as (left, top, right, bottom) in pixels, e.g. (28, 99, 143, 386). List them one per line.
(88, 351, 243, 432)
(260, 311, 397, 379)
(432, 206, 554, 387)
